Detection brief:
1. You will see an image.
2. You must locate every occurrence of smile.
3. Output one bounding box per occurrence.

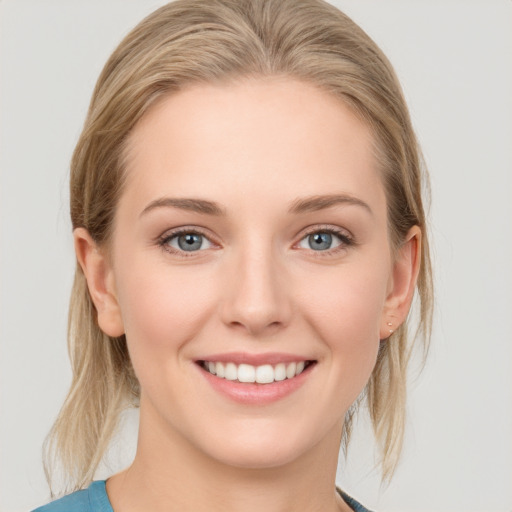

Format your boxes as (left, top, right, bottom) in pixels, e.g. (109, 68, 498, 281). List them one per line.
(200, 360, 313, 384)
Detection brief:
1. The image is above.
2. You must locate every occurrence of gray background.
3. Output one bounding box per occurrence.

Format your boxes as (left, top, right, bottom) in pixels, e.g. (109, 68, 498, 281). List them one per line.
(1, 1, 511, 511)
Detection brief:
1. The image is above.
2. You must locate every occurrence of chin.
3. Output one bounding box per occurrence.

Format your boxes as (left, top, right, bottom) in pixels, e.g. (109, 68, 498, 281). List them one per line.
(208, 443, 303, 471)
(195, 421, 331, 471)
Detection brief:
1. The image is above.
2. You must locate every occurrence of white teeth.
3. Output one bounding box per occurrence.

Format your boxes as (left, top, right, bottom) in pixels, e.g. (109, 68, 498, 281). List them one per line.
(238, 364, 256, 383)
(203, 360, 309, 384)
(274, 363, 286, 381)
(225, 362, 237, 380)
(215, 362, 225, 378)
(256, 364, 274, 384)
(286, 362, 296, 379)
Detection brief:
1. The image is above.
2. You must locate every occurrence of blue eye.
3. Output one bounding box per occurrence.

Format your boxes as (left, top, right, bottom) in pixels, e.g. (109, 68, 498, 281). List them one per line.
(297, 230, 347, 251)
(164, 232, 213, 252)
(308, 232, 334, 251)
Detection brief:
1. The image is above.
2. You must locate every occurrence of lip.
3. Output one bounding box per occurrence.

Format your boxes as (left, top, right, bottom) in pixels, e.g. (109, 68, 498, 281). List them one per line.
(195, 353, 316, 405)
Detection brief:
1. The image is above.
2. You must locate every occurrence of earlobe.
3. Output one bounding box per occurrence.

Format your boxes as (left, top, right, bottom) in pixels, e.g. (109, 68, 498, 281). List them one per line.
(380, 226, 421, 339)
(73, 227, 125, 337)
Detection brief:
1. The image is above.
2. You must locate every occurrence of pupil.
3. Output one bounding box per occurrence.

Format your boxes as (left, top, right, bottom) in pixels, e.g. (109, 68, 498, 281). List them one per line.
(178, 233, 202, 251)
(309, 232, 332, 250)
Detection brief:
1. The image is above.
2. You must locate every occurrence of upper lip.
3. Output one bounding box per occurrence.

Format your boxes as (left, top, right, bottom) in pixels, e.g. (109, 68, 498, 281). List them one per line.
(196, 352, 314, 366)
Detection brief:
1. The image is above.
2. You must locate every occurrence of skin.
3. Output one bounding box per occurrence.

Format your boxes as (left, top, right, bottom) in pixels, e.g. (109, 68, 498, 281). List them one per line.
(75, 77, 420, 512)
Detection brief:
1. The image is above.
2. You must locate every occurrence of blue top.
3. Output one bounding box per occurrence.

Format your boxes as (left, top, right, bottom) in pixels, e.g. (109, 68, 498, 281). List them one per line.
(32, 480, 373, 512)
(32, 481, 113, 512)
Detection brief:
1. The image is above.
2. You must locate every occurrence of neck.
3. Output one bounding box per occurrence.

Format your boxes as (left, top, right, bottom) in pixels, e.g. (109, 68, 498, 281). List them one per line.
(106, 401, 350, 512)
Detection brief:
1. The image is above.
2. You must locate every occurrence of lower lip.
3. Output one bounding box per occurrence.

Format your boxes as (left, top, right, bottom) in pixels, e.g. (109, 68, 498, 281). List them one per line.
(197, 363, 315, 405)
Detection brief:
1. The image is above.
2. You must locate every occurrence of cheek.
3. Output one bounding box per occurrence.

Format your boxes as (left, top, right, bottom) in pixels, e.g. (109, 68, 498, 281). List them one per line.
(302, 267, 387, 335)
(298, 262, 389, 379)
(114, 256, 219, 368)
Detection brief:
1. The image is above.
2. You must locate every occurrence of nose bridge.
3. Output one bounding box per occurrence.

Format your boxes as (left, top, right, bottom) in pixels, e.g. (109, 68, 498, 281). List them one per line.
(222, 235, 291, 335)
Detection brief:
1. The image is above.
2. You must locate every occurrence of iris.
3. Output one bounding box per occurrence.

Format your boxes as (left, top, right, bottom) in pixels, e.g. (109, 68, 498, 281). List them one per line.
(308, 232, 333, 250)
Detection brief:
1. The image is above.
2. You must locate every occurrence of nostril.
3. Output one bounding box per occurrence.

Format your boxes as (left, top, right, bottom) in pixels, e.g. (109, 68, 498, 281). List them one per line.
(227, 319, 283, 336)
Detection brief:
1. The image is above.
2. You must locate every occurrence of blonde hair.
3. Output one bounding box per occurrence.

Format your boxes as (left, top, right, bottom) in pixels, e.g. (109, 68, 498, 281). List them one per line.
(44, 0, 433, 494)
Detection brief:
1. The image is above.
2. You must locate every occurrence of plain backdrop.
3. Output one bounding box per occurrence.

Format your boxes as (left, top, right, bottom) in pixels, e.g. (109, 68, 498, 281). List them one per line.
(1, 1, 511, 511)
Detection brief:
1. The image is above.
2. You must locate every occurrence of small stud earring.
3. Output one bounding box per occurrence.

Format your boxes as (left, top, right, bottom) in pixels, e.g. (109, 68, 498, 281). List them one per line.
(387, 321, 393, 334)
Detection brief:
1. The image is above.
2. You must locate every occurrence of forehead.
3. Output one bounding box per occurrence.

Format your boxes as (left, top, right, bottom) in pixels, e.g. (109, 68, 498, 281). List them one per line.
(122, 77, 384, 215)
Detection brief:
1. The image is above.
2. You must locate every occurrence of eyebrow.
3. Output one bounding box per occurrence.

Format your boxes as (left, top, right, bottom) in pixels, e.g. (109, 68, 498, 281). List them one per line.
(140, 197, 227, 217)
(288, 194, 373, 215)
(140, 193, 372, 218)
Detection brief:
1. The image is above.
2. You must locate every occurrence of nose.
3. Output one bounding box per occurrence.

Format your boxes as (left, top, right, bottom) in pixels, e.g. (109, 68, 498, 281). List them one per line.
(220, 244, 292, 337)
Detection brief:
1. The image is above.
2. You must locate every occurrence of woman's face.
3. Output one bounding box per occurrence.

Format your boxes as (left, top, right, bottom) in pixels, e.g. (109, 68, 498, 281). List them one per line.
(90, 78, 411, 469)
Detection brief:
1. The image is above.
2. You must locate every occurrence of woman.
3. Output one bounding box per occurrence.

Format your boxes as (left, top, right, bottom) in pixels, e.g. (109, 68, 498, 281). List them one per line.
(34, 0, 432, 510)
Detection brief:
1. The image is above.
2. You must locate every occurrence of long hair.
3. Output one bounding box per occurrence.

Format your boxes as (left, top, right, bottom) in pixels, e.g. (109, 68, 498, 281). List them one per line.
(44, 0, 433, 494)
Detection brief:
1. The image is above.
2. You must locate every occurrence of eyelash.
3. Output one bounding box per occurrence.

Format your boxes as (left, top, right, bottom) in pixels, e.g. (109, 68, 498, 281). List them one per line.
(297, 225, 355, 257)
(157, 227, 215, 258)
(157, 225, 355, 257)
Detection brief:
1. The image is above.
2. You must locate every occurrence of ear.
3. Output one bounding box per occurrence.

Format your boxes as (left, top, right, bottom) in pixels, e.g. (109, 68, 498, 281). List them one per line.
(74, 227, 125, 337)
(380, 226, 421, 339)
